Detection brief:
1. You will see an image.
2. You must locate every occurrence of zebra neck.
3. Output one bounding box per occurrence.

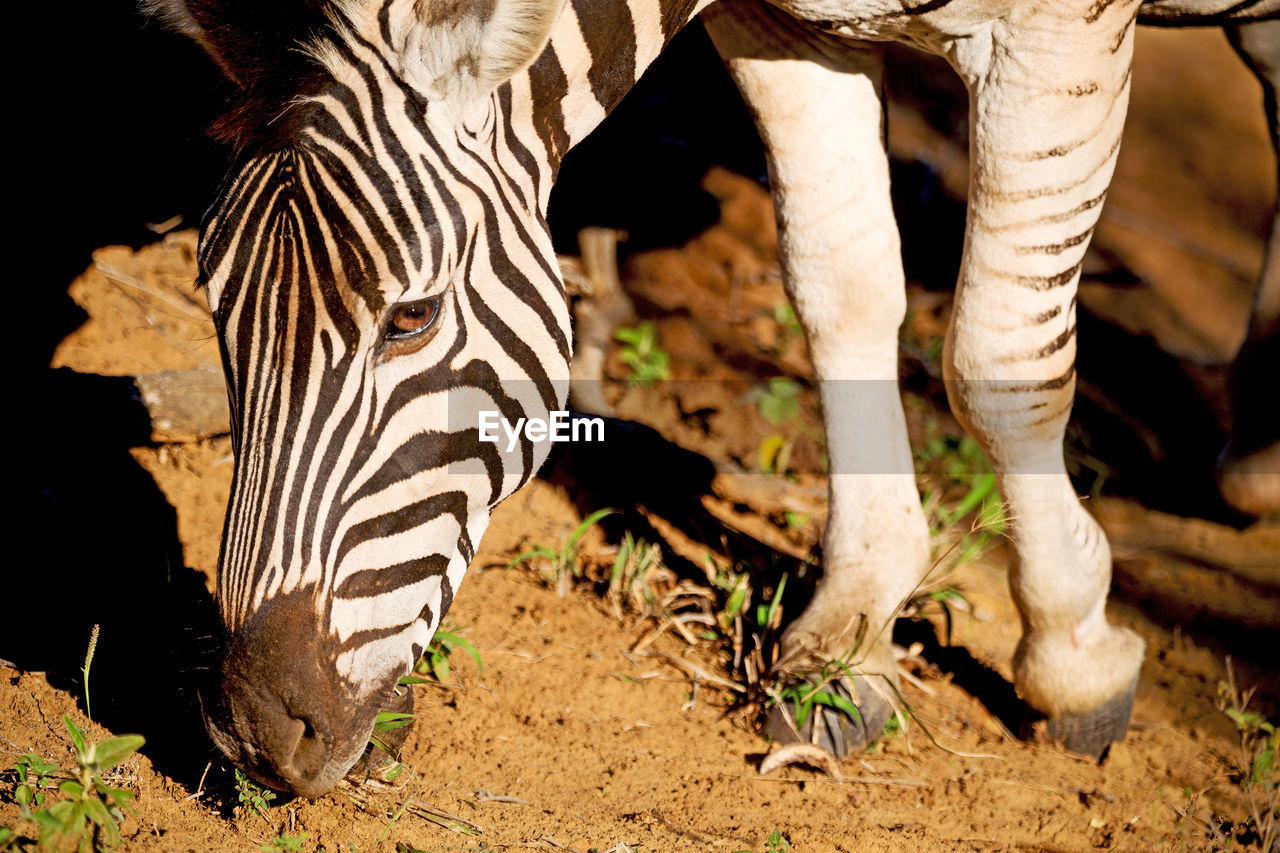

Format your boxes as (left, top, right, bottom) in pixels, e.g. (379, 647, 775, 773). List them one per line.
(518, 0, 712, 177)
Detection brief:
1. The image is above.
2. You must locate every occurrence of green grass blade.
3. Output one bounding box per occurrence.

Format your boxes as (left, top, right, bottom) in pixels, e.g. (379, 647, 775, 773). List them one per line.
(763, 573, 787, 629)
(565, 508, 615, 552)
(398, 674, 431, 686)
(504, 546, 557, 569)
(447, 634, 483, 672)
(808, 689, 862, 722)
(950, 472, 996, 520)
(62, 716, 86, 756)
(374, 712, 416, 732)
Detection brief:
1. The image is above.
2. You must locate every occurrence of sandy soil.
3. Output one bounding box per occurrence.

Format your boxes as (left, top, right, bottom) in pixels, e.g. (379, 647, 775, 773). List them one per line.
(5, 24, 1278, 853)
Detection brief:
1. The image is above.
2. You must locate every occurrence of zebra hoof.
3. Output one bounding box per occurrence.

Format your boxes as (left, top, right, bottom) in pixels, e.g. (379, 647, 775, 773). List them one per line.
(1045, 674, 1138, 761)
(763, 676, 893, 759)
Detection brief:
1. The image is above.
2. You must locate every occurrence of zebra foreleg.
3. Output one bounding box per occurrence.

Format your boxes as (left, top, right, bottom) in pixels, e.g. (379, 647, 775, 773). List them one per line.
(706, 0, 931, 757)
(1220, 18, 1280, 518)
(944, 1, 1147, 757)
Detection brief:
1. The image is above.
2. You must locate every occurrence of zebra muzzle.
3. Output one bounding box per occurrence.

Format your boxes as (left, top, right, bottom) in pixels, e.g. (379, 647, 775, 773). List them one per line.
(203, 588, 396, 798)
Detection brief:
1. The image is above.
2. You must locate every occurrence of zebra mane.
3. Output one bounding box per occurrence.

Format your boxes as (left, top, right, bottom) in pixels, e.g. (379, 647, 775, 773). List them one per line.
(143, 0, 344, 150)
(148, 0, 565, 148)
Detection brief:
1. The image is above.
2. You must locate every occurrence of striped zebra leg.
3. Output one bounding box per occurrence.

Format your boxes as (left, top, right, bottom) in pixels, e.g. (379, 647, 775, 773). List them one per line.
(1220, 18, 1280, 517)
(944, 1, 1147, 755)
(706, 0, 931, 756)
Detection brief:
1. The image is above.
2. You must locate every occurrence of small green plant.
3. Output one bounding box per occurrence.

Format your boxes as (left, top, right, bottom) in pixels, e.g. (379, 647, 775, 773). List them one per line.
(368, 712, 416, 755)
(1216, 659, 1279, 852)
(734, 829, 792, 853)
(380, 761, 408, 783)
(614, 322, 670, 386)
(507, 508, 615, 596)
(606, 533, 671, 617)
(772, 659, 864, 733)
(234, 768, 276, 820)
(744, 378, 823, 476)
(745, 377, 802, 426)
(783, 511, 810, 530)
(261, 833, 308, 852)
(897, 584, 976, 649)
(13, 753, 60, 812)
(402, 620, 483, 685)
(754, 573, 787, 634)
(9, 716, 143, 852)
(765, 831, 792, 853)
(711, 565, 752, 633)
(772, 303, 803, 352)
(914, 430, 1007, 574)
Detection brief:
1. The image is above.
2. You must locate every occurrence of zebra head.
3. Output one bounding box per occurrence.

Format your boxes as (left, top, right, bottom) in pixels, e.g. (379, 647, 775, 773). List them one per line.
(153, 0, 570, 796)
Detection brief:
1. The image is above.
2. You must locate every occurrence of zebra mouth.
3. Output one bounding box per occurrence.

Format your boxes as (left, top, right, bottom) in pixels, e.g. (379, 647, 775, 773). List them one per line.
(205, 587, 394, 798)
(201, 664, 384, 798)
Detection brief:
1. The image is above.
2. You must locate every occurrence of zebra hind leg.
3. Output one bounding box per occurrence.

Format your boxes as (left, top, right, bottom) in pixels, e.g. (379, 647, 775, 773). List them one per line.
(944, 1, 1148, 758)
(1219, 18, 1280, 518)
(705, 0, 931, 758)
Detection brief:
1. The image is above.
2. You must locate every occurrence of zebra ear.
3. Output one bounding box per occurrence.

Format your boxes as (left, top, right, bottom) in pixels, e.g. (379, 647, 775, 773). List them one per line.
(391, 0, 565, 101)
(140, 0, 242, 85)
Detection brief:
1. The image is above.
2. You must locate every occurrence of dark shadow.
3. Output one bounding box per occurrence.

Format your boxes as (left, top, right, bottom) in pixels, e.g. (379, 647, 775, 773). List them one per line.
(21, 2, 223, 380)
(885, 44, 970, 148)
(1071, 307, 1252, 526)
(14, 0, 227, 789)
(1106, 582, 1280, 703)
(539, 414, 817, 620)
(892, 618, 1030, 736)
(549, 21, 767, 255)
(10, 371, 223, 790)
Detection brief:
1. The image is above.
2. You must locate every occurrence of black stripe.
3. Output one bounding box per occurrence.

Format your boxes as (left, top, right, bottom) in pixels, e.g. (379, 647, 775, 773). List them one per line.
(1033, 367, 1076, 391)
(657, 0, 689, 41)
(495, 85, 544, 203)
(1016, 261, 1083, 290)
(335, 490, 467, 567)
(337, 554, 451, 600)
(457, 143, 572, 361)
(573, 0, 637, 113)
(1029, 400, 1075, 427)
(1016, 229, 1094, 256)
(1032, 306, 1063, 324)
(1084, 0, 1123, 24)
(527, 45, 571, 168)
(1033, 324, 1077, 359)
(902, 0, 956, 13)
(988, 366, 1076, 393)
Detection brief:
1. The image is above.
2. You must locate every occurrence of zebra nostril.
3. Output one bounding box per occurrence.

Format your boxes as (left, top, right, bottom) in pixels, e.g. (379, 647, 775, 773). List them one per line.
(284, 713, 335, 782)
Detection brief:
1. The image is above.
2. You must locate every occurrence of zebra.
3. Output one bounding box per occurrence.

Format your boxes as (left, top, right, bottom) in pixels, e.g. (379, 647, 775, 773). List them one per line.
(146, 0, 1280, 798)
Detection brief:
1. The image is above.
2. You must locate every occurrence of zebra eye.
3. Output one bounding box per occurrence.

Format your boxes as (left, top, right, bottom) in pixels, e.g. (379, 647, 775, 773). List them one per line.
(385, 297, 442, 341)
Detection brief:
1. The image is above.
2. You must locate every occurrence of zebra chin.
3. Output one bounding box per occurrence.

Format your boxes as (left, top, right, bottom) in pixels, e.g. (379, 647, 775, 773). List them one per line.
(201, 586, 407, 799)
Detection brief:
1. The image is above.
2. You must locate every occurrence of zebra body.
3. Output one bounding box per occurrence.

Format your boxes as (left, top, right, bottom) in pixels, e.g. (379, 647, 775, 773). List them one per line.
(150, 0, 1280, 797)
